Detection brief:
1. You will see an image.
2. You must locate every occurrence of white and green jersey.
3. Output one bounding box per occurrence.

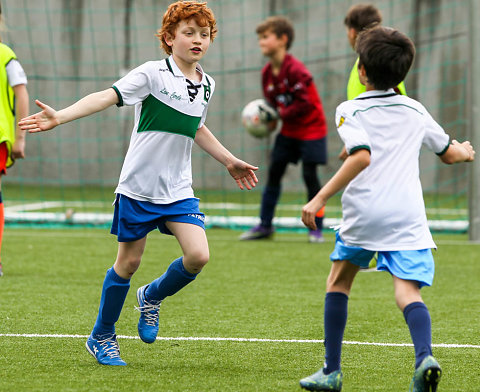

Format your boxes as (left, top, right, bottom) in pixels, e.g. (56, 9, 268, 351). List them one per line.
(112, 56, 214, 204)
(335, 89, 450, 251)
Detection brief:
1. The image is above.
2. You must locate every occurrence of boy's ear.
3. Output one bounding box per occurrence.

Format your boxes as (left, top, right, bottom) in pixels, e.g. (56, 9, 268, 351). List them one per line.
(164, 32, 174, 48)
(357, 64, 368, 85)
(280, 33, 289, 47)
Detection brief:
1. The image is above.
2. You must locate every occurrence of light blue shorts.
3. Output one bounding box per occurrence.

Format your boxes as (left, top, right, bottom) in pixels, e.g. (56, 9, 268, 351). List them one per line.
(330, 233, 435, 288)
(111, 194, 205, 242)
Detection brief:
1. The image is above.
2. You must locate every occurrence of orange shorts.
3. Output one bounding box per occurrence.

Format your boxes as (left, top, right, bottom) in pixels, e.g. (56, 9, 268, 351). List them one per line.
(0, 142, 8, 175)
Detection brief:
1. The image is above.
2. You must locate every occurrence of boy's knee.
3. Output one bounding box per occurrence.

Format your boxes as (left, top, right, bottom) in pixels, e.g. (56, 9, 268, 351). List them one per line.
(115, 256, 141, 278)
(326, 261, 357, 294)
(184, 249, 209, 272)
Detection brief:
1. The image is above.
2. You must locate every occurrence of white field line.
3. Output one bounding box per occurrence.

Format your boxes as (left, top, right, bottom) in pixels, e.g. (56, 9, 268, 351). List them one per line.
(0, 333, 478, 349)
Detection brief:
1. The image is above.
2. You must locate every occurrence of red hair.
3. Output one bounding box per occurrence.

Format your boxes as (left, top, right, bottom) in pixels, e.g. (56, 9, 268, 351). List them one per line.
(157, 1, 217, 55)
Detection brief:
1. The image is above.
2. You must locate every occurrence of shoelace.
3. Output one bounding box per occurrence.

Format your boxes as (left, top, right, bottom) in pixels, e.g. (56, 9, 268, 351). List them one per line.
(97, 335, 121, 359)
(135, 300, 161, 326)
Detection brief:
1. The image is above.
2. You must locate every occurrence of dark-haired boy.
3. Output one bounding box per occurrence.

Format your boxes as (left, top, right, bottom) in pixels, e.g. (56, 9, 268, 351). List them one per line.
(299, 26, 475, 392)
(240, 16, 328, 243)
(344, 3, 406, 100)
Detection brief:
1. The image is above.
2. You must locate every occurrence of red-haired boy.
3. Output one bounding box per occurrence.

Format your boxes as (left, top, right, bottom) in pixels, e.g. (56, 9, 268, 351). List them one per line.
(20, 1, 258, 366)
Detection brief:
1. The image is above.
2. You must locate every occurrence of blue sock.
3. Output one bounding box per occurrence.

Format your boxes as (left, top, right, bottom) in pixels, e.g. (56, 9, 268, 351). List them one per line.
(403, 302, 432, 368)
(145, 257, 197, 302)
(260, 186, 281, 228)
(324, 292, 348, 374)
(92, 267, 130, 337)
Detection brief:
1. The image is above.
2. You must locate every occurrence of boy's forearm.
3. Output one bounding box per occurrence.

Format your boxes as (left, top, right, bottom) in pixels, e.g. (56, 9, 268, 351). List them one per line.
(13, 85, 29, 140)
(57, 88, 118, 125)
(195, 125, 234, 166)
(318, 149, 370, 202)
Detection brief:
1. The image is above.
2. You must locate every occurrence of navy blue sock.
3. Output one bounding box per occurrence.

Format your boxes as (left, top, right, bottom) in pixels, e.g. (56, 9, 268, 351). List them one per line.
(403, 302, 432, 368)
(145, 257, 197, 302)
(92, 267, 130, 337)
(324, 292, 348, 374)
(314, 216, 324, 231)
(260, 186, 281, 228)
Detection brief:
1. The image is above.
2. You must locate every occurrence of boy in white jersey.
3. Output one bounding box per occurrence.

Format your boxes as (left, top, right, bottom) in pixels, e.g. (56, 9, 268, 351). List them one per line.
(299, 26, 475, 392)
(19, 1, 258, 366)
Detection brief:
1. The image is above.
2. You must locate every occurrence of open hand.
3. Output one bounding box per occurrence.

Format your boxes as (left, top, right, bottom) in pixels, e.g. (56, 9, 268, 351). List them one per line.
(18, 100, 60, 133)
(227, 158, 259, 190)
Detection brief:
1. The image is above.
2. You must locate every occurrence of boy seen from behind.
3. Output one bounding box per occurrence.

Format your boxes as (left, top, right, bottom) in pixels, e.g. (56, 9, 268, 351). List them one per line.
(240, 16, 328, 243)
(299, 26, 474, 392)
(20, 1, 258, 366)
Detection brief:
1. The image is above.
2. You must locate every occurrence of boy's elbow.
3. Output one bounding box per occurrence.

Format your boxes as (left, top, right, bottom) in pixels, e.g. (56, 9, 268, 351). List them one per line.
(353, 149, 371, 169)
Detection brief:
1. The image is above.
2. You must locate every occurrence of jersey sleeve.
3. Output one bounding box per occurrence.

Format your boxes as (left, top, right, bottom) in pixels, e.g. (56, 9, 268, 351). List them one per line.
(112, 63, 152, 107)
(421, 109, 450, 155)
(5, 59, 27, 87)
(335, 103, 371, 154)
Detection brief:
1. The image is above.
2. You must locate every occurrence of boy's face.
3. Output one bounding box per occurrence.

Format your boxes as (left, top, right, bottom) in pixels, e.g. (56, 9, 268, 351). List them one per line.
(257, 29, 287, 57)
(165, 19, 211, 64)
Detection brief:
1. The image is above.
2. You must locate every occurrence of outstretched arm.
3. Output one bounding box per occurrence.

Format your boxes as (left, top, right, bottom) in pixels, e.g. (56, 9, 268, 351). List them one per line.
(439, 139, 475, 164)
(302, 149, 371, 230)
(19, 88, 119, 133)
(195, 125, 258, 190)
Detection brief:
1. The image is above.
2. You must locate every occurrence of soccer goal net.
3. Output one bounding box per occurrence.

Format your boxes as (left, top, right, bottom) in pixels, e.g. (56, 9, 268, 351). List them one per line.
(1, 0, 471, 233)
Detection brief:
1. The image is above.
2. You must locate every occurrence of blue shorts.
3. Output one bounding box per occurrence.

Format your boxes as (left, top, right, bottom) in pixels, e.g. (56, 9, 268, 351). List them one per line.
(330, 233, 435, 288)
(110, 194, 205, 242)
(271, 134, 327, 165)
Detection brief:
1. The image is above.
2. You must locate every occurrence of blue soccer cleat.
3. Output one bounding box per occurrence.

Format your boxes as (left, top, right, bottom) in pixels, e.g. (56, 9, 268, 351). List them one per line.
(85, 333, 126, 366)
(409, 356, 442, 392)
(300, 368, 343, 391)
(135, 285, 162, 344)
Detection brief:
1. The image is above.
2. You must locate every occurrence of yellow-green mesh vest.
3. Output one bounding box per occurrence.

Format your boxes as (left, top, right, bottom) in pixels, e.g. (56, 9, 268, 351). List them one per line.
(0, 43, 17, 167)
(347, 58, 407, 100)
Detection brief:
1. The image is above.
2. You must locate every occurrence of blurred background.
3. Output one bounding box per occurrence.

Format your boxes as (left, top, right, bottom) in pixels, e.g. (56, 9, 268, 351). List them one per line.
(0, 0, 475, 234)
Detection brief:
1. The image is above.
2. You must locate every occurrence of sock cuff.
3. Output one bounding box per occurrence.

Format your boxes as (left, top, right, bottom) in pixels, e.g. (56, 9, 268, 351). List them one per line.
(326, 292, 349, 301)
(172, 257, 197, 279)
(107, 267, 130, 284)
(403, 301, 428, 319)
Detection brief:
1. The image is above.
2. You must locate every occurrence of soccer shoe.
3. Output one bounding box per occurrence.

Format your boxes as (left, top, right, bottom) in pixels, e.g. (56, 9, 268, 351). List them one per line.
(135, 284, 162, 344)
(85, 333, 126, 366)
(409, 356, 442, 392)
(239, 225, 274, 240)
(300, 368, 343, 391)
(309, 229, 325, 243)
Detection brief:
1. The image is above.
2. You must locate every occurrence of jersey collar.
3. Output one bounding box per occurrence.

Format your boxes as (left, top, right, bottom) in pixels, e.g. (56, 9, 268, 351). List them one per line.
(355, 88, 396, 100)
(166, 55, 207, 84)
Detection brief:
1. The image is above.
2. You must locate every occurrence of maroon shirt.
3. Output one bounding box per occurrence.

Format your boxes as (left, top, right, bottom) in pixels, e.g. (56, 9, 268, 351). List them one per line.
(262, 54, 327, 140)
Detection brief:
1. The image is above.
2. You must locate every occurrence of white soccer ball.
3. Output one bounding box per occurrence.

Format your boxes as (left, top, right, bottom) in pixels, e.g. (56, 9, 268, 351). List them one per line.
(241, 99, 278, 138)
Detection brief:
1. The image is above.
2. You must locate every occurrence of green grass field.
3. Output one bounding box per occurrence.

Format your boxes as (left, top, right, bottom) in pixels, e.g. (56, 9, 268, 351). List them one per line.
(0, 228, 479, 391)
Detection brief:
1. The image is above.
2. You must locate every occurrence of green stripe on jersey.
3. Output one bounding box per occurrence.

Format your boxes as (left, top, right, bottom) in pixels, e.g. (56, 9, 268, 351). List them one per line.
(137, 94, 201, 139)
(352, 104, 423, 117)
